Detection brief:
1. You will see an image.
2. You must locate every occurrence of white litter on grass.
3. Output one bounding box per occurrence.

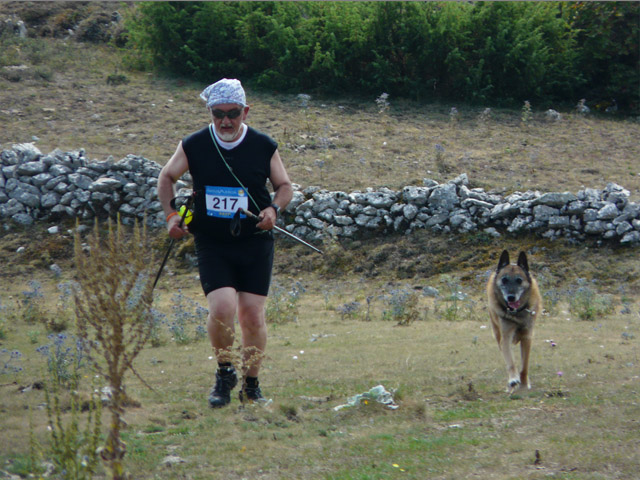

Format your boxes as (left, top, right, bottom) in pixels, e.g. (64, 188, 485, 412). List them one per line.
(244, 397, 274, 409)
(161, 455, 186, 467)
(310, 333, 336, 342)
(333, 384, 399, 411)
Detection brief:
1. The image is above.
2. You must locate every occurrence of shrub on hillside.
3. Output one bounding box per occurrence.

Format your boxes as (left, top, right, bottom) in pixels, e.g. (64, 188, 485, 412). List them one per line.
(122, 1, 638, 111)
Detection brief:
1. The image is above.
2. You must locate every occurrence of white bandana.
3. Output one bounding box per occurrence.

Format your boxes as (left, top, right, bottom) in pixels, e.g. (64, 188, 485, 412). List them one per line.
(200, 78, 247, 108)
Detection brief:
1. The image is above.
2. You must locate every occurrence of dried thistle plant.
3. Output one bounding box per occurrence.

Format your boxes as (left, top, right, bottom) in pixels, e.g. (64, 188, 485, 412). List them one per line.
(375, 93, 390, 114)
(478, 107, 492, 132)
(210, 321, 266, 406)
(521, 100, 533, 125)
(43, 375, 102, 479)
(73, 218, 156, 480)
(240, 345, 266, 385)
(449, 106, 459, 125)
(434, 143, 451, 175)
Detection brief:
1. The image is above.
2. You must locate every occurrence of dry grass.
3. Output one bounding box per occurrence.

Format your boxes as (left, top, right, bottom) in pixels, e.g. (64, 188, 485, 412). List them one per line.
(1, 274, 639, 479)
(0, 28, 639, 480)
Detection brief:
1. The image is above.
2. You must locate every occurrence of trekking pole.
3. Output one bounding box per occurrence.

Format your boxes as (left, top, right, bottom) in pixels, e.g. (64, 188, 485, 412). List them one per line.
(239, 208, 324, 255)
(152, 239, 175, 291)
(152, 194, 195, 290)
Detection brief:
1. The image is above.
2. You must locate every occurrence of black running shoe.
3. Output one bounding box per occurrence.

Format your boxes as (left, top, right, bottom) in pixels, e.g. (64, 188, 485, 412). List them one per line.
(208, 368, 238, 408)
(239, 378, 265, 403)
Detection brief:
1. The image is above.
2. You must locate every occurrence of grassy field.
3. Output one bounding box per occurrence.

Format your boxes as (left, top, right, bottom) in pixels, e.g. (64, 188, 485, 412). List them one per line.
(1, 266, 639, 479)
(1, 22, 639, 480)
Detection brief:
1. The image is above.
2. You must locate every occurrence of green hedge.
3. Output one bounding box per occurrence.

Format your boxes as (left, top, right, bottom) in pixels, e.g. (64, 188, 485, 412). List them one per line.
(124, 1, 638, 112)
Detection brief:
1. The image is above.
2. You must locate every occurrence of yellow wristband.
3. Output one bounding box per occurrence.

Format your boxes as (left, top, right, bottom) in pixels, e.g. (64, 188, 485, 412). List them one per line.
(166, 211, 179, 222)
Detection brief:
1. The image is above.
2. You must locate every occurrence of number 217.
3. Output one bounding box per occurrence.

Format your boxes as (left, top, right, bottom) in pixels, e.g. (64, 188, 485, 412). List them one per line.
(212, 197, 238, 210)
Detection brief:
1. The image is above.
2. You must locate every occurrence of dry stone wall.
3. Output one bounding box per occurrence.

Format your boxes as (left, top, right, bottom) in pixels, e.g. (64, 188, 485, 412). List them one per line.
(1, 143, 639, 246)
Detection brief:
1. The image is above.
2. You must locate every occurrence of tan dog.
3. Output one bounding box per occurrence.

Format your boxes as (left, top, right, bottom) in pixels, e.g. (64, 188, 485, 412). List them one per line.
(487, 250, 542, 392)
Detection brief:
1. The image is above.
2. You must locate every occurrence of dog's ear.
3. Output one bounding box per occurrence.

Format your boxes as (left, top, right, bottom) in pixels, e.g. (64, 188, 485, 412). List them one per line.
(497, 250, 510, 272)
(517, 251, 529, 273)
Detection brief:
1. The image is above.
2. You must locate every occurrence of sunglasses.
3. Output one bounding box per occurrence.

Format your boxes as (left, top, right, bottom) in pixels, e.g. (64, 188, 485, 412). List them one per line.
(211, 108, 243, 120)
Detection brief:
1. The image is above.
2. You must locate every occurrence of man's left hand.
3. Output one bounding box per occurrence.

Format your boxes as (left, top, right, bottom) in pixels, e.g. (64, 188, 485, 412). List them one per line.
(256, 207, 277, 230)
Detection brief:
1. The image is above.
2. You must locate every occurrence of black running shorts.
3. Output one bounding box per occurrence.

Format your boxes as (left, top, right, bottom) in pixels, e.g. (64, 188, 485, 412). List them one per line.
(194, 232, 274, 297)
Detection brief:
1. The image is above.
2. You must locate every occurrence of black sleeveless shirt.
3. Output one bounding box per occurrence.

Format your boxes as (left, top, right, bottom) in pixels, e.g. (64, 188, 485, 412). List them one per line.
(182, 124, 277, 242)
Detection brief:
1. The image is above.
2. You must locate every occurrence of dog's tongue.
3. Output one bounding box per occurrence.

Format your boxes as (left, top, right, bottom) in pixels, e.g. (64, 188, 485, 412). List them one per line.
(508, 300, 521, 310)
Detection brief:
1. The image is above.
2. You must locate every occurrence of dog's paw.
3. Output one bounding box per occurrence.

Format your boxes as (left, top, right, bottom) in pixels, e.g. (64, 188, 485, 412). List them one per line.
(508, 377, 521, 389)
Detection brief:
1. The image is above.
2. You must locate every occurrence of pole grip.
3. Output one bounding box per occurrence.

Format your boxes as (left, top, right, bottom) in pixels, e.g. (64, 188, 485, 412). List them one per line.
(239, 208, 260, 222)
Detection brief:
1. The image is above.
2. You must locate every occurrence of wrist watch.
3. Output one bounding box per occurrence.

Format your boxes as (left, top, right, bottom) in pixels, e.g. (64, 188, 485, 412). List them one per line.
(270, 203, 280, 217)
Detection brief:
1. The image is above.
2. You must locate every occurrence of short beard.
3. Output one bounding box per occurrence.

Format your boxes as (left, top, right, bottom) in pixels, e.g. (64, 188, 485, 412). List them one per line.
(217, 131, 237, 142)
(216, 124, 242, 142)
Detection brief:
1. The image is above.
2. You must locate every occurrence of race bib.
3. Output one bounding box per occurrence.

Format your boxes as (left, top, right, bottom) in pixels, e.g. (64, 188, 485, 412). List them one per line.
(205, 186, 249, 219)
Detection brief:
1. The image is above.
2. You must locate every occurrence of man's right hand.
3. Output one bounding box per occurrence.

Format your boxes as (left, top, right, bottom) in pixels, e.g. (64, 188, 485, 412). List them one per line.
(158, 142, 191, 240)
(167, 214, 189, 239)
